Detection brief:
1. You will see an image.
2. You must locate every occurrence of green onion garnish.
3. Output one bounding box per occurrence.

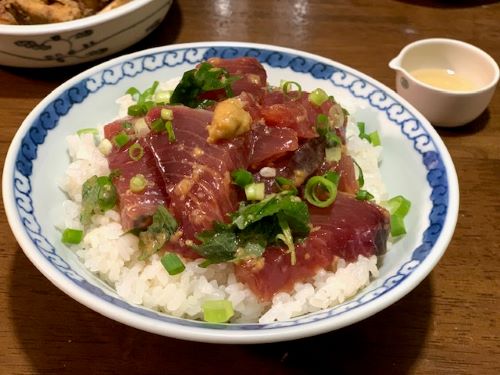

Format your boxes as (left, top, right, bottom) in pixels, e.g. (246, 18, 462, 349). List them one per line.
(128, 143, 144, 161)
(98, 139, 112, 156)
(368, 131, 381, 146)
(77, 128, 98, 136)
(113, 132, 129, 148)
(325, 132, 341, 147)
(130, 174, 147, 193)
(151, 118, 164, 132)
(390, 214, 406, 236)
(357, 121, 381, 146)
(356, 189, 374, 201)
(161, 108, 174, 121)
(323, 171, 340, 185)
(304, 175, 338, 208)
(308, 88, 329, 106)
(127, 104, 146, 117)
(231, 168, 253, 187)
(122, 122, 133, 129)
(202, 300, 234, 323)
(154, 90, 172, 104)
(61, 228, 83, 245)
(165, 120, 176, 143)
(280, 80, 302, 100)
(325, 146, 342, 162)
(383, 195, 411, 236)
(134, 118, 150, 137)
(244, 182, 265, 201)
(161, 253, 185, 275)
(275, 176, 298, 195)
(353, 159, 364, 187)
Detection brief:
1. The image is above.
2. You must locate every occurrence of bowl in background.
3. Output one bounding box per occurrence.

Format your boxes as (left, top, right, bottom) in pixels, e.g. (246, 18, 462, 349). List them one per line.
(3, 42, 459, 343)
(389, 38, 499, 127)
(0, 0, 172, 68)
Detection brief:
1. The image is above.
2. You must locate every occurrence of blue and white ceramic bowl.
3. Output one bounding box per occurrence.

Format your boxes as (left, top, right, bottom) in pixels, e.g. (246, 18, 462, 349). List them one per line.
(0, 0, 172, 68)
(2, 42, 459, 343)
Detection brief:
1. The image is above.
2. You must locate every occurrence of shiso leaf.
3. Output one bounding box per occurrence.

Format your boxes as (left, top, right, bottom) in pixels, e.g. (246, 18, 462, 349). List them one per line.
(139, 206, 178, 260)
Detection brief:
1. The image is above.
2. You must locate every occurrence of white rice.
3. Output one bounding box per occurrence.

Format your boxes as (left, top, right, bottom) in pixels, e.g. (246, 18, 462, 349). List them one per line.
(59, 100, 386, 324)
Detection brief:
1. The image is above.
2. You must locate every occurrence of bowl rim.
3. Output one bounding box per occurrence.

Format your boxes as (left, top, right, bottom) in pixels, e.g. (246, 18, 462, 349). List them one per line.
(2, 41, 460, 344)
(390, 37, 500, 95)
(0, 0, 164, 35)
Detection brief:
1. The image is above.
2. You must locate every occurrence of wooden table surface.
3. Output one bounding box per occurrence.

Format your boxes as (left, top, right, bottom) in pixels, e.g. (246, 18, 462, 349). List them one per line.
(1, 1, 499, 374)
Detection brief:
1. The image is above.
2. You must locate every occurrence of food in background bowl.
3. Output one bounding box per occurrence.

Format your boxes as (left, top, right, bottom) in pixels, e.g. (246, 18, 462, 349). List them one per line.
(0, 0, 172, 67)
(0, 0, 131, 25)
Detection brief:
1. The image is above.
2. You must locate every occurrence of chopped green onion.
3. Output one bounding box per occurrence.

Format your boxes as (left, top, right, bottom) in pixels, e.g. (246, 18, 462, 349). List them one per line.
(368, 131, 381, 146)
(353, 159, 364, 187)
(96, 176, 117, 210)
(245, 182, 265, 201)
(113, 132, 129, 148)
(165, 120, 176, 143)
(127, 104, 146, 117)
(385, 195, 411, 217)
(154, 90, 172, 104)
(61, 228, 83, 245)
(128, 143, 144, 161)
(323, 171, 340, 185)
(390, 214, 406, 236)
(304, 176, 337, 208)
(316, 113, 329, 127)
(77, 128, 98, 136)
(151, 118, 164, 132)
(356, 189, 374, 201)
(357, 121, 381, 146)
(161, 253, 185, 275)
(275, 176, 298, 195)
(122, 122, 133, 130)
(130, 174, 147, 193)
(161, 108, 174, 121)
(308, 88, 329, 106)
(325, 146, 342, 162)
(325, 132, 341, 147)
(134, 118, 150, 137)
(383, 195, 411, 237)
(231, 169, 253, 187)
(126, 87, 141, 100)
(280, 80, 302, 100)
(98, 138, 112, 156)
(202, 300, 234, 323)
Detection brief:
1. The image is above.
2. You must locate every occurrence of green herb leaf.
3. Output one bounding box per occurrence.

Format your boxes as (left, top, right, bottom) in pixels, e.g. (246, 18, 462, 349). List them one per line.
(139, 206, 178, 259)
(80, 175, 117, 225)
(191, 193, 310, 266)
(192, 222, 237, 266)
(170, 62, 240, 108)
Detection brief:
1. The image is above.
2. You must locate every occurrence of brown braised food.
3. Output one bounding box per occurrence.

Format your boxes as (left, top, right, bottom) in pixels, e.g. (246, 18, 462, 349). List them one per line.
(0, 0, 131, 25)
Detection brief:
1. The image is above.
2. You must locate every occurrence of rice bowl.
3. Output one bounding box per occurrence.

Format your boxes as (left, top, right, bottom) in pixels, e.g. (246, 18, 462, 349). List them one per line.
(2, 42, 459, 343)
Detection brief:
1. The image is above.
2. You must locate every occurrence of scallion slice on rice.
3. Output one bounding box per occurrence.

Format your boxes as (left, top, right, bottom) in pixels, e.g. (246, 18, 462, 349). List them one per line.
(202, 300, 234, 323)
(161, 253, 185, 275)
